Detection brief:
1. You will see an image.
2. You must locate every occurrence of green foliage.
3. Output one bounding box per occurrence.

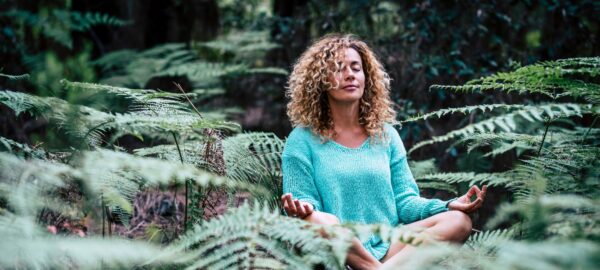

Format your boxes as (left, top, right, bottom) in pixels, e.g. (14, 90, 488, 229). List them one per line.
(400, 57, 600, 268)
(222, 132, 285, 207)
(1, 8, 126, 49)
(430, 57, 600, 103)
(194, 31, 282, 63)
(94, 35, 286, 91)
(0, 136, 46, 158)
(1, 3, 598, 266)
(456, 132, 540, 157)
(408, 103, 598, 154)
(401, 104, 526, 123)
(26, 45, 97, 99)
(394, 239, 600, 270)
(1, 82, 241, 147)
(170, 202, 352, 270)
(0, 214, 172, 269)
(0, 72, 30, 80)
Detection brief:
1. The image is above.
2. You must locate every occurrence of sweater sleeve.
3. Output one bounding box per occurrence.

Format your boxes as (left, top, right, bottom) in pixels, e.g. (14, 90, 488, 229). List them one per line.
(281, 128, 323, 212)
(388, 126, 449, 224)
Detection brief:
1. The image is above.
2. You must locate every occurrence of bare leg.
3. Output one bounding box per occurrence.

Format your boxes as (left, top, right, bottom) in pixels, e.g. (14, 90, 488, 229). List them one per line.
(304, 211, 382, 270)
(381, 211, 472, 268)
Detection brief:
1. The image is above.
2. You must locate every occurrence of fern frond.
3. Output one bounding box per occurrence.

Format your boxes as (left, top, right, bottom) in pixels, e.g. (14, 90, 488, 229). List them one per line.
(402, 104, 525, 123)
(0, 136, 46, 159)
(139, 43, 188, 58)
(2, 9, 126, 49)
(223, 132, 285, 206)
(416, 180, 458, 194)
(243, 67, 289, 75)
(77, 149, 267, 224)
(464, 228, 514, 250)
(1, 89, 240, 146)
(91, 49, 137, 74)
(408, 159, 458, 193)
(0, 153, 79, 216)
(408, 159, 439, 178)
(134, 141, 209, 167)
(395, 239, 600, 270)
(0, 72, 30, 80)
(486, 195, 599, 230)
(169, 202, 352, 270)
(431, 57, 600, 104)
(0, 214, 174, 269)
(416, 172, 517, 189)
(492, 240, 600, 270)
(193, 30, 282, 63)
(79, 150, 264, 195)
(456, 132, 540, 157)
(68, 11, 128, 31)
(156, 62, 246, 81)
(198, 39, 280, 54)
(61, 79, 188, 110)
(97, 43, 197, 87)
(409, 103, 596, 153)
(0, 89, 52, 116)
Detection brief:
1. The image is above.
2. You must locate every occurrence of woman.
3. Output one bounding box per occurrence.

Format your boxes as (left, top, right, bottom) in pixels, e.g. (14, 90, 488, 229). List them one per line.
(281, 34, 486, 269)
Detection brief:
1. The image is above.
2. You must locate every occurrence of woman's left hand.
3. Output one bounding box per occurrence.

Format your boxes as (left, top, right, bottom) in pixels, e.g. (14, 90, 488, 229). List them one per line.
(448, 185, 487, 213)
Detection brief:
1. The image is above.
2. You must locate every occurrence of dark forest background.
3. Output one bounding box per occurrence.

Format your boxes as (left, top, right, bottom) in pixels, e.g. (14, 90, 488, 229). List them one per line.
(3, 0, 598, 143)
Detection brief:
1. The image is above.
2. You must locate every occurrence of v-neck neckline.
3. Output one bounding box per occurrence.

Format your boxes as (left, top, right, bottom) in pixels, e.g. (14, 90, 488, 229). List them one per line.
(329, 136, 370, 150)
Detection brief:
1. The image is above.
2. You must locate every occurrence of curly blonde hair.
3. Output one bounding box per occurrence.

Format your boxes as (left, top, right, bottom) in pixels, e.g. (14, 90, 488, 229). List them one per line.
(286, 34, 397, 142)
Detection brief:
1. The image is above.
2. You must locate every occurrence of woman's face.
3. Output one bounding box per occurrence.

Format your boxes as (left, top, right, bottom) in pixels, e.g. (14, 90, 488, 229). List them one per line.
(326, 47, 365, 105)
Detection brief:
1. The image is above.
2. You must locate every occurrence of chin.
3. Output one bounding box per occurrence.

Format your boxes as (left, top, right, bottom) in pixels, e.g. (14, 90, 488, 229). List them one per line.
(334, 96, 362, 104)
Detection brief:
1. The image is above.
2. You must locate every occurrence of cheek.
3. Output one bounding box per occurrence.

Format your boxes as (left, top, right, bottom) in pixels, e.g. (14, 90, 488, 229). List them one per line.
(358, 72, 366, 87)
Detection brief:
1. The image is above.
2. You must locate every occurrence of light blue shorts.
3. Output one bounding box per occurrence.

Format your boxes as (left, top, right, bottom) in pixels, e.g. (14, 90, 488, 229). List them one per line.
(362, 235, 391, 261)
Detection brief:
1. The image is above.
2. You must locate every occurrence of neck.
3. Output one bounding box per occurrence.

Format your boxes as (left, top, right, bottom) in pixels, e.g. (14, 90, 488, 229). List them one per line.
(328, 98, 361, 131)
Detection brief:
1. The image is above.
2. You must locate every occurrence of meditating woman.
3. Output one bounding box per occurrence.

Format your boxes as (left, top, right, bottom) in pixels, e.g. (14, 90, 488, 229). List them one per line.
(280, 34, 487, 269)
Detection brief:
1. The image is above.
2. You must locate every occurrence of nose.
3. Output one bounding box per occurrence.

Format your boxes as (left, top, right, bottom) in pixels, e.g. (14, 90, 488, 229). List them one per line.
(343, 66, 355, 81)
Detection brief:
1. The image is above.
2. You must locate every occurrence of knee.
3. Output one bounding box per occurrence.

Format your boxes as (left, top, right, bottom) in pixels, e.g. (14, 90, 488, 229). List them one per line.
(444, 211, 472, 242)
(303, 212, 342, 238)
(304, 211, 340, 225)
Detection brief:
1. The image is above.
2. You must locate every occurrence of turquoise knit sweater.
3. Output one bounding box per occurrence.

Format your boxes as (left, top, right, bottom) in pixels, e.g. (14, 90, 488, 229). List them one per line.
(282, 124, 451, 260)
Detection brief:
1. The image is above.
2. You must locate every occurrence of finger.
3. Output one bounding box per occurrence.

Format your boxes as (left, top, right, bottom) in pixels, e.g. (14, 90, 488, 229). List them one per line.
(465, 186, 477, 199)
(282, 199, 291, 215)
(465, 198, 483, 213)
(468, 199, 484, 213)
(286, 194, 297, 215)
(294, 200, 306, 217)
(281, 194, 287, 206)
(468, 186, 482, 201)
(303, 203, 313, 215)
(281, 194, 289, 213)
(481, 185, 488, 200)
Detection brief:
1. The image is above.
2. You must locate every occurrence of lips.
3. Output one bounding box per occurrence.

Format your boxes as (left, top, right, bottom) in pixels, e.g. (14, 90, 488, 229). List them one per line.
(342, 85, 359, 91)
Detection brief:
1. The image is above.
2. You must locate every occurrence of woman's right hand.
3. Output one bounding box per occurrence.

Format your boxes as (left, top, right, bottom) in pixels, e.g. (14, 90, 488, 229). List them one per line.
(281, 193, 314, 219)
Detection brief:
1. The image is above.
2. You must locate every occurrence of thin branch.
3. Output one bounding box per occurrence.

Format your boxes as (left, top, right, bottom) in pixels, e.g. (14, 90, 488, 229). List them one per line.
(582, 116, 598, 142)
(171, 132, 187, 232)
(537, 120, 552, 156)
(173, 82, 203, 119)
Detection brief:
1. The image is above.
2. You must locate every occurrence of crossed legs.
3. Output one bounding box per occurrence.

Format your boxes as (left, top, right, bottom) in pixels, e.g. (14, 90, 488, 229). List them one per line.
(380, 211, 472, 267)
(304, 212, 381, 270)
(304, 211, 472, 270)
